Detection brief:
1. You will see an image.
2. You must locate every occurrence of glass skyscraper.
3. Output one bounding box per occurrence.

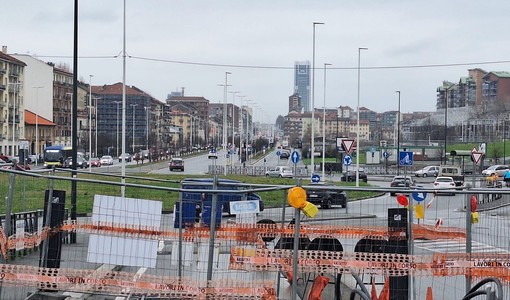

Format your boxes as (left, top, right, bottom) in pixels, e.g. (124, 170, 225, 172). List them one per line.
(294, 61, 311, 112)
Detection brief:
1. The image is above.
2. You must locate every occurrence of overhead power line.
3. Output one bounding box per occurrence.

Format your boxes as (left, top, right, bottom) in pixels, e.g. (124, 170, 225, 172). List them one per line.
(34, 53, 510, 70)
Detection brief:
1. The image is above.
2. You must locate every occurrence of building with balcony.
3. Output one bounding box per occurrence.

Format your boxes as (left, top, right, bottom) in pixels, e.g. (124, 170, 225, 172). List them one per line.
(0, 46, 26, 156)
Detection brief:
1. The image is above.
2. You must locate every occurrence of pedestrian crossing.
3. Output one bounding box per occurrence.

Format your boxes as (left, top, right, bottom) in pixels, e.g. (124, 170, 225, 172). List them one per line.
(414, 239, 509, 254)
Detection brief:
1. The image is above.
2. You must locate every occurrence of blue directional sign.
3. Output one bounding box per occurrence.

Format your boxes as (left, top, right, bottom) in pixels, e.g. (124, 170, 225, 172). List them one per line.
(412, 192, 427, 202)
(399, 151, 414, 166)
(343, 154, 352, 166)
(383, 151, 389, 158)
(311, 174, 320, 183)
(276, 150, 281, 157)
(210, 148, 217, 153)
(291, 151, 300, 164)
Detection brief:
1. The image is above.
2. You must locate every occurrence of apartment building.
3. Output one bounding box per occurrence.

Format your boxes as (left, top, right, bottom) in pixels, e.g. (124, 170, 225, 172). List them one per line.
(0, 47, 26, 156)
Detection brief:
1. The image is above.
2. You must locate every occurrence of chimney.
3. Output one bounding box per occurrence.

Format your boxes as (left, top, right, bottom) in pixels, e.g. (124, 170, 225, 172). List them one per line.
(181, 87, 185, 96)
(1, 46, 7, 54)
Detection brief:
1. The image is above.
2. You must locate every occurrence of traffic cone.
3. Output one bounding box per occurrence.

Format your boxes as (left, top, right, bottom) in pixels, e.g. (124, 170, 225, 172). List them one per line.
(426, 287, 433, 300)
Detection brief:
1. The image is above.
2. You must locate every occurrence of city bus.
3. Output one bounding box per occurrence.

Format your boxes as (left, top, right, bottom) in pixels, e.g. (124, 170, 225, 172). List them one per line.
(43, 145, 73, 168)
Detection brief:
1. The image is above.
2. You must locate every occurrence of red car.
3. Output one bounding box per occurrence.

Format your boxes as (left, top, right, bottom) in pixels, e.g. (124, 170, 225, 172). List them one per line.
(89, 157, 101, 167)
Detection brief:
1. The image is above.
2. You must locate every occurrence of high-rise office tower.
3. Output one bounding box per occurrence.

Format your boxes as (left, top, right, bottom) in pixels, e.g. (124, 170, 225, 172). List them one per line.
(294, 61, 311, 112)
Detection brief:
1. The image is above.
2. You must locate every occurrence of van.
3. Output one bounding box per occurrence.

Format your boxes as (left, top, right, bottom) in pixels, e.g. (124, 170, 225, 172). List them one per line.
(438, 166, 464, 186)
(175, 178, 264, 228)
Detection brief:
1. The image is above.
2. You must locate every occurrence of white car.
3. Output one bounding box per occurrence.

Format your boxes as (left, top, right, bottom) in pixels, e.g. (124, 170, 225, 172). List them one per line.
(100, 155, 114, 165)
(433, 176, 456, 195)
(265, 166, 294, 178)
(208, 150, 218, 159)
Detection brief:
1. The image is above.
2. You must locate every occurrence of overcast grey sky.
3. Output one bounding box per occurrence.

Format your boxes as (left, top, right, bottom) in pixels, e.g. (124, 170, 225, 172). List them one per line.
(3, 0, 510, 123)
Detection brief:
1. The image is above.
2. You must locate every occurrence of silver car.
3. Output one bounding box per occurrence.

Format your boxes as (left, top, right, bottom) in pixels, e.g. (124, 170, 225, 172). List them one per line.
(265, 166, 294, 178)
(414, 166, 439, 177)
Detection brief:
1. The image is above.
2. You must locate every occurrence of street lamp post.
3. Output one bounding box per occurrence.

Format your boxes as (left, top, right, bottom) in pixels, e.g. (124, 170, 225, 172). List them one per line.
(356, 47, 368, 187)
(229, 91, 240, 152)
(114, 101, 121, 157)
(88, 75, 93, 171)
(33, 86, 44, 166)
(311, 21, 324, 176)
(322, 63, 331, 179)
(222, 72, 231, 175)
(396, 90, 401, 175)
(131, 104, 138, 154)
(444, 85, 449, 165)
(145, 105, 149, 153)
(94, 97, 101, 157)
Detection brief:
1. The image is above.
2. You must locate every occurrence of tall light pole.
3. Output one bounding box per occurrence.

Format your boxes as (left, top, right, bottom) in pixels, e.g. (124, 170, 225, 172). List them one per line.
(33, 86, 44, 166)
(222, 72, 231, 175)
(396, 90, 401, 175)
(322, 63, 331, 179)
(311, 21, 324, 176)
(114, 101, 121, 157)
(131, 104, 138, 154)
(444, 84, 450, 165)
(94, 97, 101, 157)
(229, 91, 240, 152)
(145, 105, 149, 152)
(356, 47, 368, 187)
(88, 75, 93, 171)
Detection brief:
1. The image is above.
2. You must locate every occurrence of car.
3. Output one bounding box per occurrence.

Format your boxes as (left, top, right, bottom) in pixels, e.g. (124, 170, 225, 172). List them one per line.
(89, 157, 101, 167)
(433, 176, 457, 195)
(389, 175, 415, 196)
(118, 153, 132, 162)
(208, 150, 218, 159)
(169, 157, 184, 171)
(414, 166, 439, 177)
(265, 166, 294, 178)
(481, 165, 509, 177)
(100, 155, 114, 165)
(305, 182, 347, 208)
(0, 155, 12, 163)
(279, 151, 290, 159)
(64, 155, 89, 168)
(341, 170, 368, 183)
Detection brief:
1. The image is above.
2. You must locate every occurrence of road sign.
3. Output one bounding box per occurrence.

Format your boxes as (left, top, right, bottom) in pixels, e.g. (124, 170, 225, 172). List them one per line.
(210, 148, 217, 153)
(343, 154, 352, 166)
(383, 151, 389, 158)
(471, 152, 483, 165)
(291, 151, 300, 164)
(311, 174, 320, 183)
(276, 150, 281, 156)
(399, 151, 414, 166)
(229, 200, 260, 215)
(341, 139, 355, 154)
(412, 192, 427, 202)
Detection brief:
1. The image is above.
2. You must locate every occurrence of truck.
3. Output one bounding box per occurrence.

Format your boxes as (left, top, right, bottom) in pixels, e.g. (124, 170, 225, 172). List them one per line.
(438, 166, 464, 187)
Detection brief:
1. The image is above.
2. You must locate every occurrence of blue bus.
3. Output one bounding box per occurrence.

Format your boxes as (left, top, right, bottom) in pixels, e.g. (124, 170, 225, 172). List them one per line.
(43, 145, 73, 168)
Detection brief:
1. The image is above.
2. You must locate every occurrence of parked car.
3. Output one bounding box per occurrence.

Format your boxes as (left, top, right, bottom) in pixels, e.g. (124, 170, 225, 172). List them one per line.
(433, 176, 457, 195)
(208, 150, 218, 159)
(414, 166, 439, 177)
(389, 175, 415, 196)
(89, 157, 101, 167)
(481, 165, 509, 177)
(305, 182, 347, 208)
(64, 156, 89, 168)
(265, 166, 294, 178)
(341, 170, 368, 183)
(100, 155, 114, 165)
(169, 157, 184, 171)
(0, 155, 12, 163)
(279, 151, 290, 159)
(118, 153, 132, 162)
